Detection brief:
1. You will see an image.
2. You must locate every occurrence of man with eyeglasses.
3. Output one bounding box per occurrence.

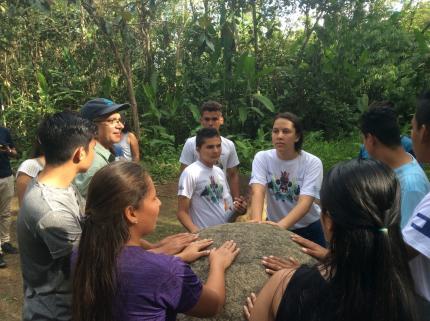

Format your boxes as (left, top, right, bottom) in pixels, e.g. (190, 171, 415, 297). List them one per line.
(179, 101, 240, 199)
(74, 98, 129, 198)
(75, 98, 202, 256)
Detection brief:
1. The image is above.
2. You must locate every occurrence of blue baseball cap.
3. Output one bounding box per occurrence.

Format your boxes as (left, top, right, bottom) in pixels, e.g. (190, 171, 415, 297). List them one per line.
(81, 98, 130, 121)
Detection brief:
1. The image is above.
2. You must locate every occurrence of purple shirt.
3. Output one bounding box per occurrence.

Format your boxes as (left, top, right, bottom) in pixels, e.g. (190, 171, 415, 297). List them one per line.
(113, 246, 203, 321)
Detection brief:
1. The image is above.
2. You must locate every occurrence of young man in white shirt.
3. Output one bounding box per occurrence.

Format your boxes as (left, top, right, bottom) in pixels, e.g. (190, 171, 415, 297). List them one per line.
(179, 101, 240, 199)
(177, 128, 246, 233)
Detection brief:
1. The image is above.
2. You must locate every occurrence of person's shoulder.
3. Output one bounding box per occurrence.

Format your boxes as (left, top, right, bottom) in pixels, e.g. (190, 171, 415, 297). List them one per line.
(398, 156, 428, 180)
(300, 150, 322, 164)
(213, 165, 226, 176)
(184, 161, 201, 172)
(0, 127, 11, 140)
(0, 127, 10, 134)
(120, 247, 182, 272)
(19, 181, 47, 217)
(184, 136, 196, 145)
(221, 136, 235, 145)
(255, 149, 275, 159)
(181, 161, 203, 180)
(128, 131, 138, 140)
(17, 158, 42, 173)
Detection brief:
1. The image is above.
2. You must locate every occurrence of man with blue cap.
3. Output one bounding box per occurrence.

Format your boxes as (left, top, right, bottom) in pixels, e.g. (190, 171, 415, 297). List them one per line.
(74, 98, 129, 198)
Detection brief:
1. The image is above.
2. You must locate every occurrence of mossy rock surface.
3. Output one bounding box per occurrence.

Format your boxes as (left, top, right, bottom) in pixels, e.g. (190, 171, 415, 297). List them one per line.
(178, 222, 315, 321)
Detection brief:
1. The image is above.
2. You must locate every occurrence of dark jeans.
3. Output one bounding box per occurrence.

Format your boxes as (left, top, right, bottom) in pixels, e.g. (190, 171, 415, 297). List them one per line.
(291, 220, 326, 247)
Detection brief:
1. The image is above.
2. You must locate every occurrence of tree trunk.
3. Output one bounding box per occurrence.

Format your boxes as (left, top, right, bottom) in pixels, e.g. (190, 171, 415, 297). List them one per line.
(82, 1, 140, 136)
(251, 0, 259, 90)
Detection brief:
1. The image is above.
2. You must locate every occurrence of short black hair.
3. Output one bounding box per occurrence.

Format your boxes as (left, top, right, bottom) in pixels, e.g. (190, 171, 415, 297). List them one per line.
(415, 90, 430, 127)
(274, 112, 304, 151)
(360, 107, 401, 148)
(201, 101, 222, 114)
(196, 127, 220, 148)
(38, 111, 96, 165)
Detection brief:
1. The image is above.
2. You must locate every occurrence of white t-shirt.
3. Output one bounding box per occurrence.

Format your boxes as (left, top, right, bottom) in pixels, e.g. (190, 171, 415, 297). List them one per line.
(178, 161, 231, 229)
(402, 192, 430, 302)
(16, 158, 44, 179)
(179, 136, 240, 177)
(250, 149, 323, 229)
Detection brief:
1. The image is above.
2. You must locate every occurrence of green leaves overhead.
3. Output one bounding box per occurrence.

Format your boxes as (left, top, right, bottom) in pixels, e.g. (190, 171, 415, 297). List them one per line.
(0, 0, 429, 156)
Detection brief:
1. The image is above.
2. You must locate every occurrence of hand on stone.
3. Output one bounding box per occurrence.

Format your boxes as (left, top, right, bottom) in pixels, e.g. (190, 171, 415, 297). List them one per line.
(209, 240, 240, 270)
(291, 234, 328, 261)
(151, 233, 199, 255)
(243, 292, 257, 320)
(233, 196, 247, 215)
(260, 220, 283, 228)
(175, 239, 213, 263)
(262, 255, 300, 275)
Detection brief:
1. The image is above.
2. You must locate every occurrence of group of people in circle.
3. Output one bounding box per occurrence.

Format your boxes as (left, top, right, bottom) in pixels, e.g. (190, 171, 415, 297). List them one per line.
(0, 91, 428, 321)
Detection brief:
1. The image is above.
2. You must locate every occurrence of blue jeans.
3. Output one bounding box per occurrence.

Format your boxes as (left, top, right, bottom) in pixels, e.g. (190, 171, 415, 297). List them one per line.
(291, 220, 326, 247)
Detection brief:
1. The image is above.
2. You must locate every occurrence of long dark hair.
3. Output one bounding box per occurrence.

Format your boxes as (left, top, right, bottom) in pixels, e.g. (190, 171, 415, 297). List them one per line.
(72, 161, 150, 321)
(320, 159, 416, 321)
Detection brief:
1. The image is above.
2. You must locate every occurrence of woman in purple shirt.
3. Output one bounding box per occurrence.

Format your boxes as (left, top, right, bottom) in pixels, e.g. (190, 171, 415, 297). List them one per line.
(72, 161, 239, 321)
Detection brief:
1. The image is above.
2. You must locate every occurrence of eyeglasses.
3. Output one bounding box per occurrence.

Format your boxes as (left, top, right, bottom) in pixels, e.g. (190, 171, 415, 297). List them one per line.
(96, 118, 123, 126)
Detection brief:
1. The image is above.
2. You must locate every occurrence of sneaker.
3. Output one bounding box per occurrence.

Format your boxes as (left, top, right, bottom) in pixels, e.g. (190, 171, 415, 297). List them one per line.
(1, 242, 18, 254)
(0, 253, 6, 268)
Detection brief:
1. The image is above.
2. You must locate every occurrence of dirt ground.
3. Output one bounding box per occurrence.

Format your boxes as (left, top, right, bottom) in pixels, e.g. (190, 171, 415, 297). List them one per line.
(0, 182, 187, 321)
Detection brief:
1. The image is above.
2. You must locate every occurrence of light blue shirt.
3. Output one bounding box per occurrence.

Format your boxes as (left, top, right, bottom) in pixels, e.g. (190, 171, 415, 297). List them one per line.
(394, 155, 430, 228)
(359, 135, 414, 160)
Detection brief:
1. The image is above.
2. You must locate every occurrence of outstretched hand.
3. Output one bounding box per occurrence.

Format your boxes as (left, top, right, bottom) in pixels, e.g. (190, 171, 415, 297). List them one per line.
(209, 240, 240, 270)
(243, 292, 257, 320)
(260, 220, 284, 228)
(233, 196, 248, 215)
(150, 233, 198, 255)
(262, 255, 300, 275)
(176, 239, 214, 263)
(291, 234, 328, 261)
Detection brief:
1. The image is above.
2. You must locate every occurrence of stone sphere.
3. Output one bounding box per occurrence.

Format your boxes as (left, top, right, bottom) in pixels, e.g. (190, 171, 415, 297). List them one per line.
(177, 222, 316, 321)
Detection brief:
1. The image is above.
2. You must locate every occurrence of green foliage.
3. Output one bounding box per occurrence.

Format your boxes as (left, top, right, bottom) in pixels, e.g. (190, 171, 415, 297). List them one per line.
(0, 0, 429, 161)
(232, 127, 272, 173)
(303, 131, 361, 173)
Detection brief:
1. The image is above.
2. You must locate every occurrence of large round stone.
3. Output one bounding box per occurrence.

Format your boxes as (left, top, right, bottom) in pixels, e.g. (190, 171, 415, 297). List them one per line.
(177, 222, 316, 321)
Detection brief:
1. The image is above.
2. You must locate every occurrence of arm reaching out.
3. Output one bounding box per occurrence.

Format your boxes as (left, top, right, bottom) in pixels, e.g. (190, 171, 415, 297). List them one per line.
(175, 239, 214, 263)
(250, 183, 266, 221)
(185, 240, 240, 317)
(262, 255, 300, 275)
(291, 234, 328, 260)
(177, 196, 200, 233)
(146, 233, 199, 255)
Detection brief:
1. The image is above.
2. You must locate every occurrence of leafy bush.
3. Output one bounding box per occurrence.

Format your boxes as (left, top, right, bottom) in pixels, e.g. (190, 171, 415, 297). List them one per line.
(304, 131, 361, 173)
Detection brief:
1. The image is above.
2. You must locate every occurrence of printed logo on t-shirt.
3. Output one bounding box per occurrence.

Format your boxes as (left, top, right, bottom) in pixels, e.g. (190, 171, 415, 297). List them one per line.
(200, 176, 223, 203)
(267, 171, 300, 203)
(411, 213, 430, 238)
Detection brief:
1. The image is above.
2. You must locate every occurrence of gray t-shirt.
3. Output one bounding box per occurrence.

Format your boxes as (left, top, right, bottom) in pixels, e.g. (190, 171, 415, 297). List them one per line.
(17, 179, 85, 321)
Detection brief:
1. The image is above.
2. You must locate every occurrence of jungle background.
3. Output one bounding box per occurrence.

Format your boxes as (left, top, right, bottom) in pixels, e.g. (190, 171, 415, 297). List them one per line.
(0, 1, 429, 319)
(0, 0, 429, 176)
